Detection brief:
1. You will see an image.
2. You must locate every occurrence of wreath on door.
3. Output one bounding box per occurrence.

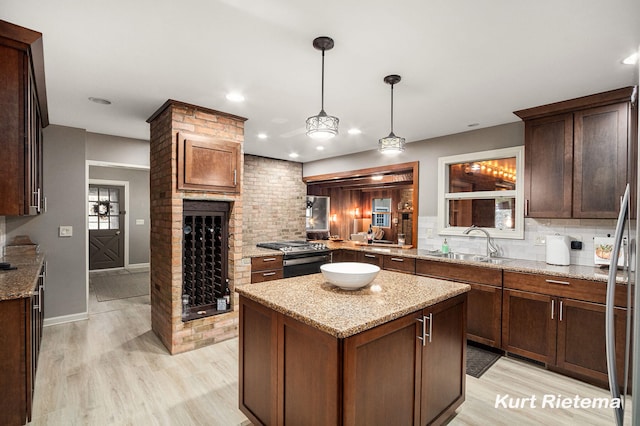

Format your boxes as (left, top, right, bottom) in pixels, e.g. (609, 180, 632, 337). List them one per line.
(93, 200, 111, 217)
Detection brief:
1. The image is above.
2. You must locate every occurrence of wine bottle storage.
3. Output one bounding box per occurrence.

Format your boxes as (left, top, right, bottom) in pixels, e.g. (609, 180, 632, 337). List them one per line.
(182, 200, 230, 321)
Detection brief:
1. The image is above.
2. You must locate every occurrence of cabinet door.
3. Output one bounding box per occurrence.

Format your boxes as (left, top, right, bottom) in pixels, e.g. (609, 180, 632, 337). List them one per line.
(279, 313, 339, 425)
(420, 294, 466, 426)
(343, 312, 421, 426)
(467, 283, 502, 348)
(556, 298, 628, 386)
(239, 297, 278, 426)
(177, 132, 240, 193)
(524, 114, 573, 218)
(573, 103, 629, 218)
(502, 289, 556, 364)
(358, 251, 383, 267)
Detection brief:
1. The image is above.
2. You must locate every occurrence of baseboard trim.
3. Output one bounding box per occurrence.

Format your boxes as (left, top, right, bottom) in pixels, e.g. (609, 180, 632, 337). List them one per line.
(127, 263, 150, 271)
(44, 311, 89, 327)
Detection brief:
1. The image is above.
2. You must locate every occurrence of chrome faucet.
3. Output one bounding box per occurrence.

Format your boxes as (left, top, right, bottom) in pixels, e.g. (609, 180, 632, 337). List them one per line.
(463, 225, 499, 257)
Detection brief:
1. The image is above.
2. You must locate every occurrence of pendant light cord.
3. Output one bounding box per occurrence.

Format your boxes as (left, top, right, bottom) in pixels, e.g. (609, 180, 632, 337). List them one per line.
(321, 49, 325, 112)
(390, 83, 395, 134)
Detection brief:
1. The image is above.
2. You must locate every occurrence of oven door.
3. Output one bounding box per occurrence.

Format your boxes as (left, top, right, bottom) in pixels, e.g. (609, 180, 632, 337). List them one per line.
(283, 253, 331, 278)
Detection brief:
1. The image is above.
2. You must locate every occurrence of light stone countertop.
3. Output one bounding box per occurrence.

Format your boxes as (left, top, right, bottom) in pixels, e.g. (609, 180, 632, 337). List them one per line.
(236, 269, 470, 338)
(0, 253, 45, 301)
(242, 240, 627, 284)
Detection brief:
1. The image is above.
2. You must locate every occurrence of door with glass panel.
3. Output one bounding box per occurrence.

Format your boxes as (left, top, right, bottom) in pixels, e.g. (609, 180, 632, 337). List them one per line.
(88, 185, 125, 270)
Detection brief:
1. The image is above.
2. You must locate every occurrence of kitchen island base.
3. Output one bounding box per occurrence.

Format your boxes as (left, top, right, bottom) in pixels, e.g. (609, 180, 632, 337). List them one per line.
(239, 292, 466, 425)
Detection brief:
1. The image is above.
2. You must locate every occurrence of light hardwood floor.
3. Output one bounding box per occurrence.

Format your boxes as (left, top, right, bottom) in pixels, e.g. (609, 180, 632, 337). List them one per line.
(30, 278, 631, 425)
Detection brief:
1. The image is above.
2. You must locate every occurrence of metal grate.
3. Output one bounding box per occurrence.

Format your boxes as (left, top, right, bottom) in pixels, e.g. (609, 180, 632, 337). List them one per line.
(182, 200, 230, 321)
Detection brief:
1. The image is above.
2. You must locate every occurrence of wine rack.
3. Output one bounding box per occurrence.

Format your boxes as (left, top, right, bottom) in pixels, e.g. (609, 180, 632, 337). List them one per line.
(182, 200, 230, 321)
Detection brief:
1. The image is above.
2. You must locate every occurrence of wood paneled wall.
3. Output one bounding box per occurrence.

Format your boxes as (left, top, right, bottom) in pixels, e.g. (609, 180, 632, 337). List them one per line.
(308, 186, 413, 244)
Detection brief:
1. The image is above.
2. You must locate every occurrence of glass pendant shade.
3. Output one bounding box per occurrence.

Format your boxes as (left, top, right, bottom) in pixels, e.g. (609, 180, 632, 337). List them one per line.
(378, 132, 406, 153)
(306, 109, 339, 139)
(306, 36, 339, 139)
(378, 74, 404, 154)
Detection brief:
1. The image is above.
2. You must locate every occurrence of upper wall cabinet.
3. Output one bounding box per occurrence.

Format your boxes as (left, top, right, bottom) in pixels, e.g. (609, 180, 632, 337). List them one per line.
(0, 20, 49, 216)
(177, 132, 241, 194)
(515, 87, 637, 219)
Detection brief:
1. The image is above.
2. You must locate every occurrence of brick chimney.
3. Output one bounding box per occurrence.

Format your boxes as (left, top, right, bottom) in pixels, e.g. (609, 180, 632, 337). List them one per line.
(147, 100, 246, 354)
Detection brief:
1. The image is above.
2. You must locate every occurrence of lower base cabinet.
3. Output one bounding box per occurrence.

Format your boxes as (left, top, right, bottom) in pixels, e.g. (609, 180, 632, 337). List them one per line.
(0, 261, 45, 425)
(502, 272, 630, 388)
(239, 293, 467, 425)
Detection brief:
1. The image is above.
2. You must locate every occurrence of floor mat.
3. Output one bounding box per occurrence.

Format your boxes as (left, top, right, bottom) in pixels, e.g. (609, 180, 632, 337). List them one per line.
(467, 344, 501, 378)
(91, 271, 150, 302)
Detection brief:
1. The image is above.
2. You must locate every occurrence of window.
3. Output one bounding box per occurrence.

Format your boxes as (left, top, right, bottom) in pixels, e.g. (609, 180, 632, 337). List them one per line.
(437, 146, 524, 239)
(372, 198, 391, 227)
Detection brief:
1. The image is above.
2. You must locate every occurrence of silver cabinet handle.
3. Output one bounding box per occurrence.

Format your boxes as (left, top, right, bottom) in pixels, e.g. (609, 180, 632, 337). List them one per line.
(31, 188, 41, 213)
(551, 299, 555, 320)
(364, 254, 376, 258)
(416, 316, 426, 346)
(233, 169, 237, 186)
(545, 279, 570, 286)
(262, 257, 277, 262)
(262, 272, 276, 277)
(33, 285, 42, 312)
(391, 257, 404, 262)
(559, 300, 563, 322)
(416, 313, 433, 346)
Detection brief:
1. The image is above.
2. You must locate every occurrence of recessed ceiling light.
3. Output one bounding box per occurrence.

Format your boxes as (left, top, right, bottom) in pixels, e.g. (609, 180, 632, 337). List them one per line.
(88, 97, 111, 105)
(371, 175, 383, 181)
(289, 153, 299, 158)
(622, 52, 638, 65)
(257, 133, 267, 139)
(316, 146, 325, 151)
(468, 123, 480, 127)
(225, 92, 245, 102)
(348, 128, 362, 135)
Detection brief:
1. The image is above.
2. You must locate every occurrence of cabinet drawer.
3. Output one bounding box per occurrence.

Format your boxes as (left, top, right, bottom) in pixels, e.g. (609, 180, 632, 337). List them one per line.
(358, 252, 383, 267)
(251, 255, 283, 272)
(415, 259, 502, 286)
(251, 269, 284, 283)
(503, 271, 629, 306)
(382, 255, 416, 274)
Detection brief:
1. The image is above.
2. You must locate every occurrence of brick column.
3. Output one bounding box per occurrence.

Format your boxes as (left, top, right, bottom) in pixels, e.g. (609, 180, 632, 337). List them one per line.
(147, 100, 246, 354)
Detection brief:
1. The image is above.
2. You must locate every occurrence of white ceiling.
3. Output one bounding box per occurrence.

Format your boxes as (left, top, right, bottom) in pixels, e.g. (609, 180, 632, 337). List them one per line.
(2, 0, 639, 162)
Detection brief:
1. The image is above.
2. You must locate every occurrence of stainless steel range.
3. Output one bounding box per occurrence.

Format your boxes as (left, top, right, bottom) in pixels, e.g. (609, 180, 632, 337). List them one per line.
(256, 240, 331, 278)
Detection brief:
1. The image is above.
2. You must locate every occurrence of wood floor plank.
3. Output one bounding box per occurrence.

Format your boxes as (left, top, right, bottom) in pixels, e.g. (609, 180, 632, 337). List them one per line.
(29, 276, 632, 424)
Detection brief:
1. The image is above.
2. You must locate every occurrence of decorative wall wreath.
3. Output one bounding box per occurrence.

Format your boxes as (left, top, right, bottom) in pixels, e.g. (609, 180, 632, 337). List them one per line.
(93, 200, 111, 217)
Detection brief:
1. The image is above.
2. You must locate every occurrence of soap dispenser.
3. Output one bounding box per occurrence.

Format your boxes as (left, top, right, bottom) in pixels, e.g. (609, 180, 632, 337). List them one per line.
(441, 238, 449, 254)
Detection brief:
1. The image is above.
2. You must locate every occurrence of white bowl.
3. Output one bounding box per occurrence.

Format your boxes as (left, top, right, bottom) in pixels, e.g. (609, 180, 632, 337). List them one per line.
(320, 262, 380, 290)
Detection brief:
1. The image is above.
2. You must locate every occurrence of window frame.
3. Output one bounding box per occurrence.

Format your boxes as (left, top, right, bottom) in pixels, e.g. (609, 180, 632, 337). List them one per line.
(437, 146, 525, 240)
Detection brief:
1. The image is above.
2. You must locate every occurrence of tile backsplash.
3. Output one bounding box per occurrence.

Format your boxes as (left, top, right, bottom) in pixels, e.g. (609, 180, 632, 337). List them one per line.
(418, 216, 635, 267)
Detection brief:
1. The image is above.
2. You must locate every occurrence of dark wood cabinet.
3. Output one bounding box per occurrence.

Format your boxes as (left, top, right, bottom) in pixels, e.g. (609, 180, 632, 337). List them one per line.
(382, 254, 416, 274)
(416, 259, 502, 348)
(250, 255, 284, 283)
(332, 249, 358, 263)
(0, 21, 48, 216)
(240, 293, 466, 426)
(523, 113, 573, 218)
(358, 251, 383, 267)
(0, 260, 45, 425)
(177, 132, 241, 193)
(502, 271, 630, 387)
(573, 103, 629, 218)
(515, 87, 637, 219)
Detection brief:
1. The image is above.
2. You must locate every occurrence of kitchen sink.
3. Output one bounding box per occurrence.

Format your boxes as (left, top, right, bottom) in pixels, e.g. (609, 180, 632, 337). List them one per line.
(427, 251, 510, 264)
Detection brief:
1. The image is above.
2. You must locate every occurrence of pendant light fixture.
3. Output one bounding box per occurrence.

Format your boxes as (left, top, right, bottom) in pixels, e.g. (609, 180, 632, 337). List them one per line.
(306, 36, 339, 139)
(378, 74, 405, 154)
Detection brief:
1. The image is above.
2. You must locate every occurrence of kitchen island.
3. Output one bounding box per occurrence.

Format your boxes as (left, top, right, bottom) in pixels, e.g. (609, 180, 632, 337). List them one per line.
(236, 269, 470, 426)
